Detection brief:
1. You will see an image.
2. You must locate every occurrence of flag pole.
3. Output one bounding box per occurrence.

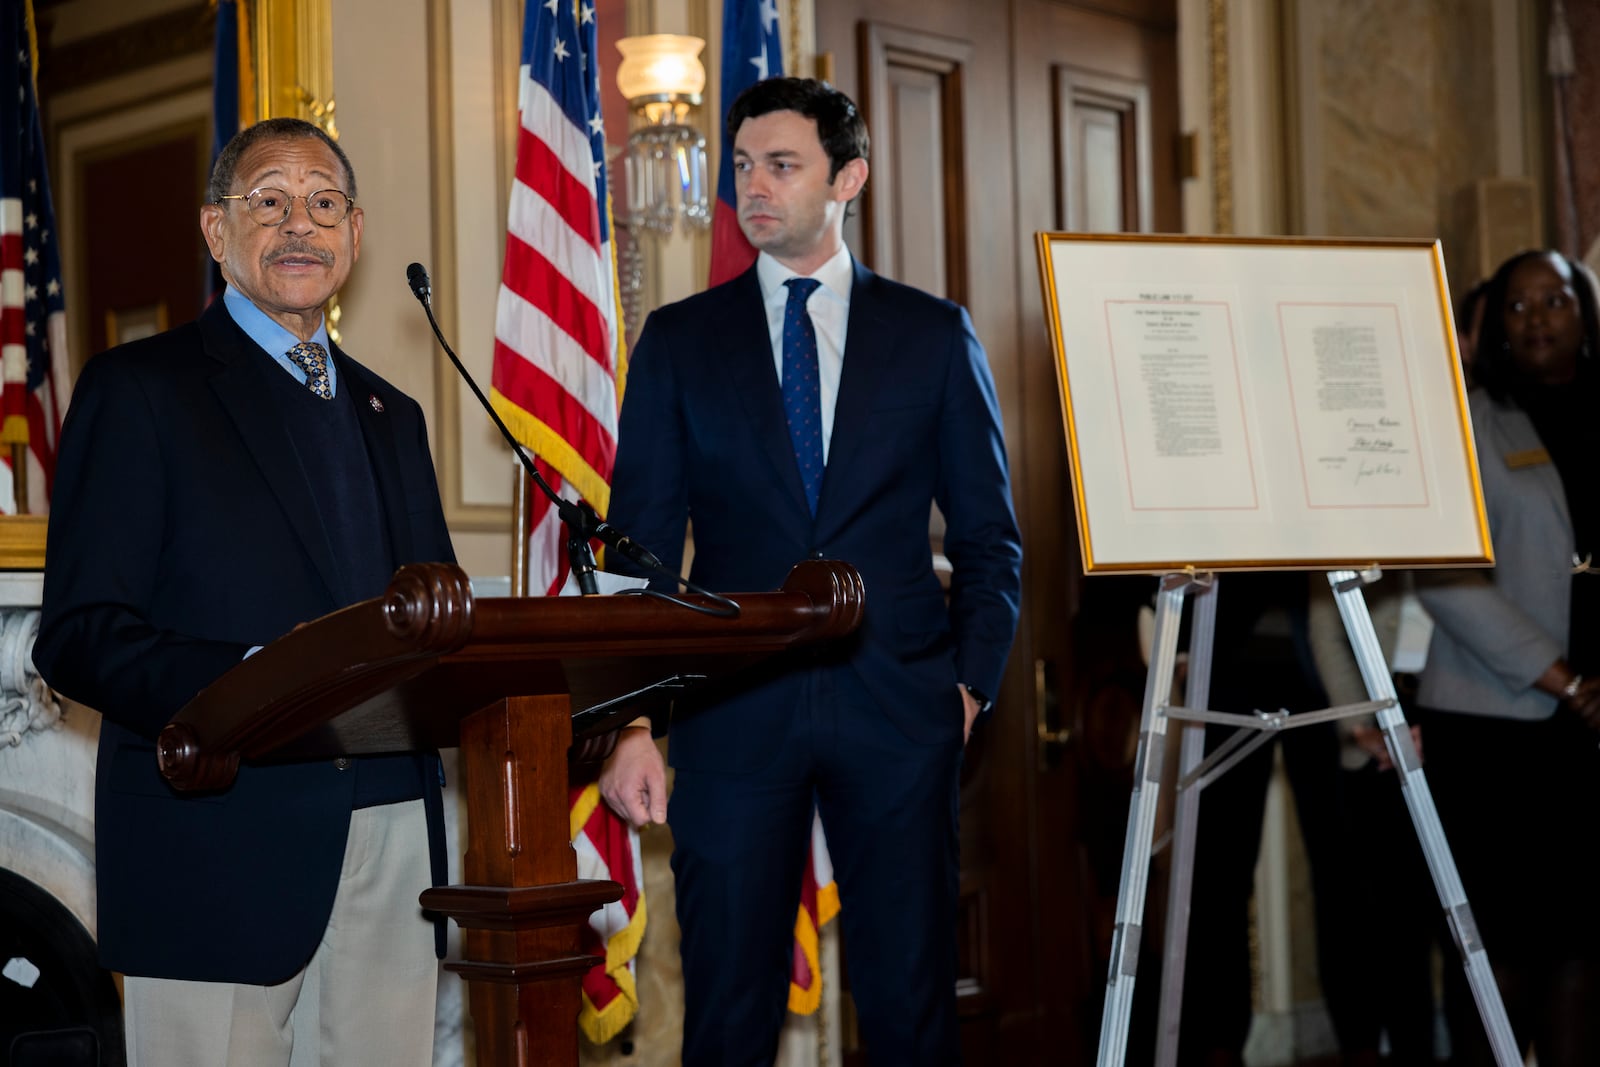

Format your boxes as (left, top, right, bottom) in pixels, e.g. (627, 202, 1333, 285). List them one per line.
(10, 444, 28, 514)
(511, 459, 529, 597)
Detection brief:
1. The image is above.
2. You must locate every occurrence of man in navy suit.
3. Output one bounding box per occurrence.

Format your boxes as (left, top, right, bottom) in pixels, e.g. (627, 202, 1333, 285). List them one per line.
(599, 78, 1022, 1064)
(35, 118, 454, 1066)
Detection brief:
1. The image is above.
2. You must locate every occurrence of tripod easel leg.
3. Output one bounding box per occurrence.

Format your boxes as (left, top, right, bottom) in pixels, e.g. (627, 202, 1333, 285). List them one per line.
(1327, 570, 1522, 1067)
(1152, 577, 1218, 1067)
(1096, 574, 1195, 1067)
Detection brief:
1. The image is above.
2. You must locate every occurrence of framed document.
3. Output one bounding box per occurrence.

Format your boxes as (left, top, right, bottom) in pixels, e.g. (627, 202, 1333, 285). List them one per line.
(1035, 234, 1492, 573)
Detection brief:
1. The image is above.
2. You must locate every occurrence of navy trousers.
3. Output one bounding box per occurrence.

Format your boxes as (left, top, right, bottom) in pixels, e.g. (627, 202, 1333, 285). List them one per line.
(669, 664, 964, 1066)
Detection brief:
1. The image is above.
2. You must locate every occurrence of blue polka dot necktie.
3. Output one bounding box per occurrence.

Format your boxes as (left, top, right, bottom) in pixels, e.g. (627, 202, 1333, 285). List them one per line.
(781, 278, 824, 514)
(286, 341, 333, 400)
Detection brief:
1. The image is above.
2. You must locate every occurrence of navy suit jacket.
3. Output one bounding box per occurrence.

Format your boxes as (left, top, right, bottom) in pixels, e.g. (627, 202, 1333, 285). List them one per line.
(607, 259, 1022, 769)
(34, 299, 456, 984)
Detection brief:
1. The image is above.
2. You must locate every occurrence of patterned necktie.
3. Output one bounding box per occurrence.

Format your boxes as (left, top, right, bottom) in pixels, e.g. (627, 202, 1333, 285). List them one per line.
(781, 278, 824, 514)
(285, 341, 333, 400)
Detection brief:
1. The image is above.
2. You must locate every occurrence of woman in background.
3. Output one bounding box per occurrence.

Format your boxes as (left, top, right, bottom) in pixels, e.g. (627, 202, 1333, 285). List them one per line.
(1415, 249, 1600, 1066)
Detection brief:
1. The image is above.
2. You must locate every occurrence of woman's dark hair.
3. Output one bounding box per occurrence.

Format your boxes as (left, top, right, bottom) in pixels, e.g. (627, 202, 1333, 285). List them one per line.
(1473, 249, 1600, 400)
(725, 77, 869, 184)
(1454, 279, 1489, 337)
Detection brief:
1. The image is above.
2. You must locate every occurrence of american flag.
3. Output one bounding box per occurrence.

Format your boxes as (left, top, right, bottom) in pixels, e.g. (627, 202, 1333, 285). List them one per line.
(0, 0, 66, 514)
(789, 810, 839, 1014)
(489, 0, 623, 598)
(569, 780, 646, 1042)
(708, 0, 783, 287)
(487, 0, 641, 1043)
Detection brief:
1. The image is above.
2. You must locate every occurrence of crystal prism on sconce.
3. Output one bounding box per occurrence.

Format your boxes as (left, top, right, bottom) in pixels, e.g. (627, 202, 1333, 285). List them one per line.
(615, 34, 711, 239)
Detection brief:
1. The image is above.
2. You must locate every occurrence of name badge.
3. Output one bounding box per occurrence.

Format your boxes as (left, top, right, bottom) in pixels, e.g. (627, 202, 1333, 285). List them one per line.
(1504, 447, 1551, 470)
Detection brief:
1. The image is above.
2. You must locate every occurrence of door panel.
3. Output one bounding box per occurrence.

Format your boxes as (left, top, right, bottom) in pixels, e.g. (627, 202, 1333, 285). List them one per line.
(860, 22, 972, 305)
(1055, 67, 1154, 233)
(1014, 3, 1179, 1060)
(855, 20, 976, 631)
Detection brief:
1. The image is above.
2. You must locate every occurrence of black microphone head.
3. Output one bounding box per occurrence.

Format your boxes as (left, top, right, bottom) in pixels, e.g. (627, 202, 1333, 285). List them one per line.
(406, 262, 431, 303)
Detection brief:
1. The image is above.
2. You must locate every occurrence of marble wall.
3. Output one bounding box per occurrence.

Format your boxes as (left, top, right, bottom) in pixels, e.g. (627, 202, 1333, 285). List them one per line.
(1317, 2, 1497, 237)
(1294, 0, 1520, 292)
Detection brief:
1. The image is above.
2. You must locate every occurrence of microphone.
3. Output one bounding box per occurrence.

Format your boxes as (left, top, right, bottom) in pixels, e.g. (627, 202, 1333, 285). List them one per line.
(406, 262, 430, 303)
(584, 503, 664, 571)
(405, 262, 676, 590)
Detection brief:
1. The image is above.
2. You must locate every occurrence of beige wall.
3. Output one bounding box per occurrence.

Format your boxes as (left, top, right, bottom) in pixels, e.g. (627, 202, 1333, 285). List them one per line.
(326, 0, 726, 580)
(1301, 1, 1497, 238)
(329, 0, 513, 577)
(1182, 0, 1542, 292)
(1282, 0, 1540, 292)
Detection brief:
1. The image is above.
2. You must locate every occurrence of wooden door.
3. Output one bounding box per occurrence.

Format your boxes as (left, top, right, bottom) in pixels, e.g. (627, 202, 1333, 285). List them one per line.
(1010, 4, 1181, 1062)
(814, 2, 1179, 1062)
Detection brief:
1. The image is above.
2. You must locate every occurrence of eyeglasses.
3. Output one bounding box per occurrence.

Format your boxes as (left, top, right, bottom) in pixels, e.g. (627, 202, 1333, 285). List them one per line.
(216, 187, 355, 227)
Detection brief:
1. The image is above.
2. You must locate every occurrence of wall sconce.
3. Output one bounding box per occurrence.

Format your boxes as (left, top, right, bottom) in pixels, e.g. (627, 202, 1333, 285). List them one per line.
(615, 34, 711, 239)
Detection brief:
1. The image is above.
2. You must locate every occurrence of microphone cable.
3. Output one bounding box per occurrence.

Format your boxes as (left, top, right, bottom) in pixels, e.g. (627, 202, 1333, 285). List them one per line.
(405, 262, 738, 618)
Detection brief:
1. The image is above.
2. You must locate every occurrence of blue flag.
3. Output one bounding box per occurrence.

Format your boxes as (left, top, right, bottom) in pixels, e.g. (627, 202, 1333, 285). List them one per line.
(206, 0, 240, 304)
(708, 0, 782, 287)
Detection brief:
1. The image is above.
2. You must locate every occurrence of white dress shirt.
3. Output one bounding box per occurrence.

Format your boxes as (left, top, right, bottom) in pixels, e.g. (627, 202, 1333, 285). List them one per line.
(756, 245, 854, 463)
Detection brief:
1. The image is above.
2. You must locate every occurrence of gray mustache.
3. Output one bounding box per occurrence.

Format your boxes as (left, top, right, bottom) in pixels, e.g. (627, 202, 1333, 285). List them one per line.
(265, 244, 334, 267)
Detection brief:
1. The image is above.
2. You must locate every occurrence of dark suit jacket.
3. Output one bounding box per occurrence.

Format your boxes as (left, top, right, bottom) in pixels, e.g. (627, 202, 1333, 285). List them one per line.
(34, 298, 456, 984)
(607, 259, 1022, 769)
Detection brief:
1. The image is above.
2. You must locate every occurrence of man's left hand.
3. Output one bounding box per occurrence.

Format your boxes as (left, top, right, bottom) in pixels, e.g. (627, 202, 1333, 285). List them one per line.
(960, 685, 981, 744)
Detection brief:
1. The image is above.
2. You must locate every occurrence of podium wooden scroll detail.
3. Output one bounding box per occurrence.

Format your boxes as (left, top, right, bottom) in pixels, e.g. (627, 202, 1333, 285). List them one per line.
(155, 559, 864, 1066)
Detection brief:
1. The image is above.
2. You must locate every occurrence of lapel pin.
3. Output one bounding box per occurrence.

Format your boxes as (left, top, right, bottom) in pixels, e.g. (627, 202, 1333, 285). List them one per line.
(369, 394, 385, 413)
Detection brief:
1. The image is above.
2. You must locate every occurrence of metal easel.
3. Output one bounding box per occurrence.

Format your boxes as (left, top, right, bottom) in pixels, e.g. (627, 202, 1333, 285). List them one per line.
(1095, 569, 1521, 1067)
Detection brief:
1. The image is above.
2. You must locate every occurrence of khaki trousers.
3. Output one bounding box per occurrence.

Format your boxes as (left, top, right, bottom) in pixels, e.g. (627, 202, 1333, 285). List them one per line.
(123, 799, 438, 1067)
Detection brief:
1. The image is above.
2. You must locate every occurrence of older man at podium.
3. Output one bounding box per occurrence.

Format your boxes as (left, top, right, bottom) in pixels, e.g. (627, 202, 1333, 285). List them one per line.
(34, 118, 455, 1066)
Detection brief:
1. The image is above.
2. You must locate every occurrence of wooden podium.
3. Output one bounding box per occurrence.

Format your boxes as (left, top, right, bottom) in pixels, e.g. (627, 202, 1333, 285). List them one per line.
(153, 559, 864, 1066)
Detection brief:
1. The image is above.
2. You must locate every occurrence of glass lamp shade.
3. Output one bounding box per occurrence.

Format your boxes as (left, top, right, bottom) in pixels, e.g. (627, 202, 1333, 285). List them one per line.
(614, 35, 706, 102)
(614, 35, 710, 239)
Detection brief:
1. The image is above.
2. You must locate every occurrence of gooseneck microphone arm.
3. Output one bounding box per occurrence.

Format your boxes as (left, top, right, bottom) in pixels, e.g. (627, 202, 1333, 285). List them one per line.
(405, 262, 738, 617)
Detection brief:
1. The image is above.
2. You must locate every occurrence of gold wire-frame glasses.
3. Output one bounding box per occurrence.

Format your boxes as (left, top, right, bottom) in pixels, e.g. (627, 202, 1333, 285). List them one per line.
(216, 187, 355, 228)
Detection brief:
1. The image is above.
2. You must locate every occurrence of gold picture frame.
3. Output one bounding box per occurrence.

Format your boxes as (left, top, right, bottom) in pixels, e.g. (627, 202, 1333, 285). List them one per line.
(104, 302, 169, 347)
(0, 515, 48, 569)
(1036, 231, 1491, 574)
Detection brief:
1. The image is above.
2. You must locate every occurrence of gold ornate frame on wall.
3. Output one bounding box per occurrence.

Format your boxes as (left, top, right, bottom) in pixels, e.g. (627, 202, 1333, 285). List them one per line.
(244, 0, 345, 342)
(247, 0, 334, 123)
